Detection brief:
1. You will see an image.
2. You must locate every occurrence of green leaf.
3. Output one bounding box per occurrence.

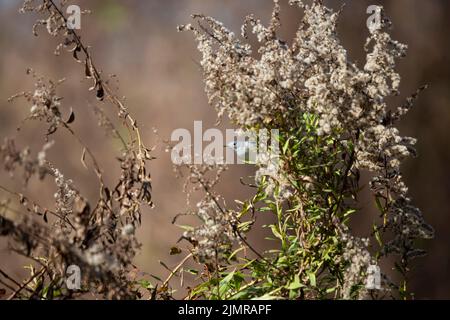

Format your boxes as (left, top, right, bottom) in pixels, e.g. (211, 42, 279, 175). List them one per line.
(186, 268, 199, 275)
(282, 137, 291, 154)
(308, 272, 316, 287)
(270, 224, 283, 240)
(228, 247, 245, 262)
(375, 196, 385, 213)
(287, 274, 303, 290)
(219, 270, 236, 297)
(373, 224, 383, 246)
(238, 221, 253, 232)
(175, 224, 195, 232)
(138, 279, 153, 289)
(326, 287, 336, 294)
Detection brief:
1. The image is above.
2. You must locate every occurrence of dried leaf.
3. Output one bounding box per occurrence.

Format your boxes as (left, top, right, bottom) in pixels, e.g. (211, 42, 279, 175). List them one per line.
(103, 187, 111, 202)
(85, 60, 92, 78)
(64, 37, 74, 46)
(72, 45, 82, 63)
(96, 85, 105, 101)
(66, 108, 75, 124)
(47, 124, 58, 136)
(81, 147, 88, 170)
(170, 246, 182, 255)
(19, 194, 28, 206)
(159, 260, 170, 271)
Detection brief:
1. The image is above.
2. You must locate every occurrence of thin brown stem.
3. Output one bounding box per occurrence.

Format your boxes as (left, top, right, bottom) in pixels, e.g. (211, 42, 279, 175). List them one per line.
(161, 253, 193, 290)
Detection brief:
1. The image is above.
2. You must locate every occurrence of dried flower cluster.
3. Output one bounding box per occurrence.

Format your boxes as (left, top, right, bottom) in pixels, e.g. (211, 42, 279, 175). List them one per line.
(175, 164, 238, 264)
(1, 138, 52, 185)
(340, 234, 372, 299)
(179, 0, 433, 299)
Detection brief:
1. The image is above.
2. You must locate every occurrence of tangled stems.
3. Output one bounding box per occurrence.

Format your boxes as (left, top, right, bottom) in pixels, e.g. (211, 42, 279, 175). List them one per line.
(0, 0, 155, 299)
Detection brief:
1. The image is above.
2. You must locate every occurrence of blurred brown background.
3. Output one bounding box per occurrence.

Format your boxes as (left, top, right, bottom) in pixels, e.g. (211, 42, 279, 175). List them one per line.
(0, 0, 449, 299)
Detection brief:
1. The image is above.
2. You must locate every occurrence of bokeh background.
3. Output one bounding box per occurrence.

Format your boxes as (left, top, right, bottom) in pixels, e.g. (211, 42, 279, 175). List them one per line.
(0, 0, 449, 299)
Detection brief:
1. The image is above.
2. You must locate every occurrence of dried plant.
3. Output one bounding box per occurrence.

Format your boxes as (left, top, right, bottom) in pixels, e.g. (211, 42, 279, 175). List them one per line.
(0, 0, 433, 301)
(0, 0, 154, 300)
(174, 0, 433, 299)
